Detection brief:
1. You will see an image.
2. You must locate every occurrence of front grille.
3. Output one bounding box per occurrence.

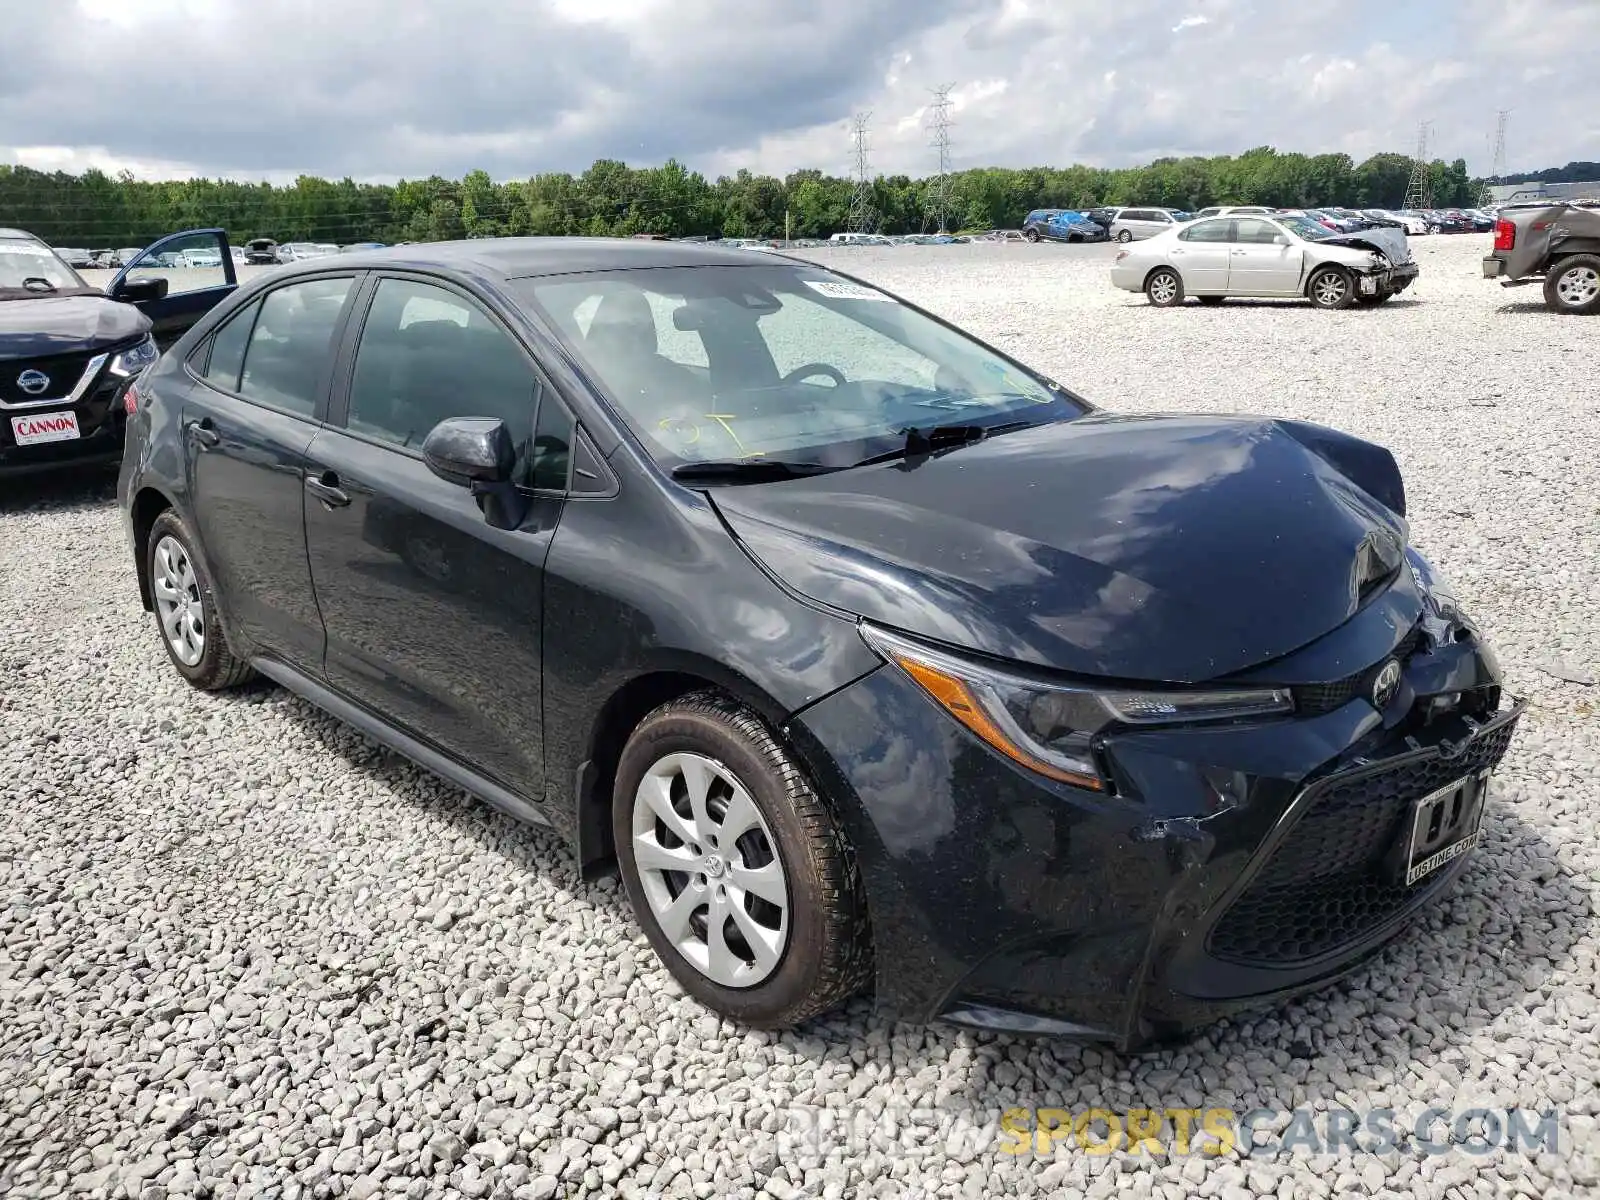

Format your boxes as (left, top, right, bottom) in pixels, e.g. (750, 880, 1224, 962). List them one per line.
(0, 350, 100, 406)
(1208, 711, 1520, 967)
(1294, 626, 1423, 716)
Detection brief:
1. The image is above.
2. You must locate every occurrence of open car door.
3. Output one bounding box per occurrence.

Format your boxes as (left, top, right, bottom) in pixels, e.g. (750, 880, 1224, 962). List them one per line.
(106, 228, 239, 349)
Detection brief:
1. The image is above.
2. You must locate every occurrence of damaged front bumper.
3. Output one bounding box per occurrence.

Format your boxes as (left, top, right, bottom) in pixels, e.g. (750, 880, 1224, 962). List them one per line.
(788, 610, 1517, 1050)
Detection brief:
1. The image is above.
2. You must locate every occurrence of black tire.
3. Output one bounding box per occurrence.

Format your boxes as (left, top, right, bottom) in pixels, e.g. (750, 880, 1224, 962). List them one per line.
(1023, 228, 1041, 243)
(1145, 267, 1185, 307)
(613, 692, 873, 1029)
(145, 510, 254, 691)
(1543, 254, 1600, 315)
(1117, 229, 1133, 243)
(1197, 295, 1225, 306)
(1307, 266, 1357, 310)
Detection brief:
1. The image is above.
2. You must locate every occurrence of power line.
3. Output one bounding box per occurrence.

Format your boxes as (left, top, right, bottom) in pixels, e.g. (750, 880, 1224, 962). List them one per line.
(1403, 120, 1434, 211)
(847, 111, 875, 234)
(927, 85, 955, 234)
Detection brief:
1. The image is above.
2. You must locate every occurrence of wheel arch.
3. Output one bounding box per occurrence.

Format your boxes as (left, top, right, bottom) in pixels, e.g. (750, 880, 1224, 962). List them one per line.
(570, 660, 795, 880)
(130, 485, 178, 611)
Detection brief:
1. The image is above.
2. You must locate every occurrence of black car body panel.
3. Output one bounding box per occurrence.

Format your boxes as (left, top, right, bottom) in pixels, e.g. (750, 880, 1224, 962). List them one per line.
(117, 237, 1517, 1046)
(711, 414, 1411, 682)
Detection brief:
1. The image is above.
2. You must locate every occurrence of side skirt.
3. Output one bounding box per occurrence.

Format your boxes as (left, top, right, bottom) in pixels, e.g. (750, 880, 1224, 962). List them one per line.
(249, 657, 552, 829)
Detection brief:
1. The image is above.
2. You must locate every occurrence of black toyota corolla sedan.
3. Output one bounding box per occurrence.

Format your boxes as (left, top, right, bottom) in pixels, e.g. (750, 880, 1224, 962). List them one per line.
(117, 238, 1521, 1047)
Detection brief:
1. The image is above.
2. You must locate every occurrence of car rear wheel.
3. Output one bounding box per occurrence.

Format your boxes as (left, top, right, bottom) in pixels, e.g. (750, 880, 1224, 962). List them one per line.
(1544, 255, 1600, 315)
(146, 511, 254, 691)
(1145, 268, 1185, 307)
(1117, 229, 1133, 243)
(613, 692, 873, 1029)
(1308, 266, 1357, 310)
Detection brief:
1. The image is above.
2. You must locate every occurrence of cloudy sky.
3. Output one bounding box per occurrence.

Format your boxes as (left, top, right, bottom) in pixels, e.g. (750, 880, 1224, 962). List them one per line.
(2, 0, 1595, 184)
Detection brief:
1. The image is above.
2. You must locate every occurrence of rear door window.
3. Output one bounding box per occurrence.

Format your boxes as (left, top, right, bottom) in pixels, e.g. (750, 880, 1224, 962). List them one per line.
(200, 299, 260, 391)
(238, 277, 355, 416)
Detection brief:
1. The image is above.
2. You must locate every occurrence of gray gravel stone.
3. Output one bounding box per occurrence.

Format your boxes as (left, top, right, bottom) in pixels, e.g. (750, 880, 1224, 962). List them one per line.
(1, 236, 1595, 1200)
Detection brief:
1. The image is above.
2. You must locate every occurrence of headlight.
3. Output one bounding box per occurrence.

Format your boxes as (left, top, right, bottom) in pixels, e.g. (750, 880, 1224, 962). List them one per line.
(108, 334, 159, 378)
(860, 624, 1293, 792)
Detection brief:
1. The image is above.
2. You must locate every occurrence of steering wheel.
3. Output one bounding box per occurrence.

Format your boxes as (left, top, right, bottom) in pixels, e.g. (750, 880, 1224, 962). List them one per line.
(779, 363, 846, 388)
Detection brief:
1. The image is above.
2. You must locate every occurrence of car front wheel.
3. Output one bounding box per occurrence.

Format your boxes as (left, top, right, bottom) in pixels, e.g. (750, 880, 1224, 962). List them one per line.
(1544, 255, 1600, 315)
(146, 510, 255, 690)
(613, 692, 873, 1029)
(1145, 267, 1185, 307)
(1308, 266, 1357, 310)
(1117, 229, 1133, 242)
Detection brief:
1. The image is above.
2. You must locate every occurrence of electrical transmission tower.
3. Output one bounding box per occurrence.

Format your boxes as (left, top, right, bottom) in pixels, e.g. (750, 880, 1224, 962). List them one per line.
(1403, 120, 1434, 211)
(1481, 110, 1509, 206)
(927, 84, 956, 233)
(847, 112, 875, 234)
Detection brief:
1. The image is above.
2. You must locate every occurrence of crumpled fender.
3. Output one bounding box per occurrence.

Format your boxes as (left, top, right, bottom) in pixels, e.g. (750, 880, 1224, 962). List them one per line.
(1276, 418, 1406, 516)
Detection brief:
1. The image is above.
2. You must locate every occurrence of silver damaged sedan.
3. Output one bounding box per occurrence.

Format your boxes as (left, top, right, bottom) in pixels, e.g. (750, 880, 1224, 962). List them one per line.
(1110, 213, 1420, 309)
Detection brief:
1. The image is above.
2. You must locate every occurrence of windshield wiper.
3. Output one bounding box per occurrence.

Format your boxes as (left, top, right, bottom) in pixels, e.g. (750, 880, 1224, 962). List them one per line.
(854, 420, 1041, 468)
(670, 459, 842, 484)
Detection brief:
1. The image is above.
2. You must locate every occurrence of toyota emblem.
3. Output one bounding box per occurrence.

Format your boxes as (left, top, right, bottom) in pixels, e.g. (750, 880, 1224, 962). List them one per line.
(1371, 659, 1402, 709)
(17, 369, 50, 396)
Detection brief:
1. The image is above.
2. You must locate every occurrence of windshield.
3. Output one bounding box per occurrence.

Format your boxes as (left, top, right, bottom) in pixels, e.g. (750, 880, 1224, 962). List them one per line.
(518, 265, 1084, 471)
(1278, 215, 1337, 242)
(0, 239, 88, 292)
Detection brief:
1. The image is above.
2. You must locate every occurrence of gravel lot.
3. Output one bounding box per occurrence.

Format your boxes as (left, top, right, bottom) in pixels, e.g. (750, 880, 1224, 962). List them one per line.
(3, 234, 1597, 1199)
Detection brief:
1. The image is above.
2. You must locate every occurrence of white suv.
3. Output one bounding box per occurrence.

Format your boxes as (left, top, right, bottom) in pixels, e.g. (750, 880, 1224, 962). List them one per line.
(1109, 208, 1182, 242)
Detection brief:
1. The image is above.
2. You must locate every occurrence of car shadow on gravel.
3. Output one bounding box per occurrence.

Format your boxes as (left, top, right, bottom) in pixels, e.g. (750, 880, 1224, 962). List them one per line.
(0, 465, 118, 513)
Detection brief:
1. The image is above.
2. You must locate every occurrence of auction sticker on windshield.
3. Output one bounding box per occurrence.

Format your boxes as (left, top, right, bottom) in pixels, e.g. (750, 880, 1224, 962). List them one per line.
(11, 411, 81, 445)
(803, 280, 896, 302)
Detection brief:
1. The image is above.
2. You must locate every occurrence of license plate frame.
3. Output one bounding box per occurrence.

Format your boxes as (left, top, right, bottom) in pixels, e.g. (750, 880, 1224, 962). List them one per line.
(1400, 770, 1490, 886)
(10, 410, 82, 446)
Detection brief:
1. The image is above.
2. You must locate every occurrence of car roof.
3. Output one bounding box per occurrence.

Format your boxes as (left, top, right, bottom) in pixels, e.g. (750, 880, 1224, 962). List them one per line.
(0, 228, 45, 243)
(277, 235, 786, 281)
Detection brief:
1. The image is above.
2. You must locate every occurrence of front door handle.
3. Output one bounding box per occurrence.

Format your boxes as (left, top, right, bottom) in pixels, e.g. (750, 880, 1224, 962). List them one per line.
(305, 472, 351, 508)
(185, 418, 219, 448)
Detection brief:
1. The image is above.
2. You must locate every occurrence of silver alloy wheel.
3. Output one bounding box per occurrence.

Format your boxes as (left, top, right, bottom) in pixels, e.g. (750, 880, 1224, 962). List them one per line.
(1312, 270, 1349, 306)
(1118, 229, 1133, 242)
(152, 534, 205, 667)
(631, 751, 789, 988)
(1555, 264, 1600, 308)
(1148, 271, 1179, 304)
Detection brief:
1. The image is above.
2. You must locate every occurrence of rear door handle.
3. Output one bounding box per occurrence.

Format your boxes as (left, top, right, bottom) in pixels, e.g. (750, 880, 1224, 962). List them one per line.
(185, 418, 219, 448)
(305, 472, 351, 508)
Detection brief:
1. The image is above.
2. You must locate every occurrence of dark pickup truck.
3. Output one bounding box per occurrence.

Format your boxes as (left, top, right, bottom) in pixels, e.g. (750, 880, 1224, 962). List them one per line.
(1483, 203, 1600, 314)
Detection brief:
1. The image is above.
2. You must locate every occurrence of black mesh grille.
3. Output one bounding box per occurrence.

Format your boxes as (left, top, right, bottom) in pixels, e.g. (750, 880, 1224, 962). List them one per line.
(1208, 712, 1520, 967)
(0, 351, 100, 405)
(1293, 627, 1424, 716)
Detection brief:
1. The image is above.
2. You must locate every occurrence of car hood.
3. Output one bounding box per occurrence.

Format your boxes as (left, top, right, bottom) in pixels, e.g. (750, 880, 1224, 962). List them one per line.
(1320, 227, 1413, 264)
(0, 294, 151, 360)
(709, 414, 1415, 683)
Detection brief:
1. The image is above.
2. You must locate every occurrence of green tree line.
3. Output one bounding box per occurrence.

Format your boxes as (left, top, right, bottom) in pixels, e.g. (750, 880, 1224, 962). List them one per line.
(1, 146, 1489, 247)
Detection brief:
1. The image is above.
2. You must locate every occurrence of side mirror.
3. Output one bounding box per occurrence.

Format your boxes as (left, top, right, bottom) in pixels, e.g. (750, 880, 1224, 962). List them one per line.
(422, 417, 515, 486)
(114, 276, 169, 303)
(1272, 234, 1292, 246)
(422, 417, 527, 530)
